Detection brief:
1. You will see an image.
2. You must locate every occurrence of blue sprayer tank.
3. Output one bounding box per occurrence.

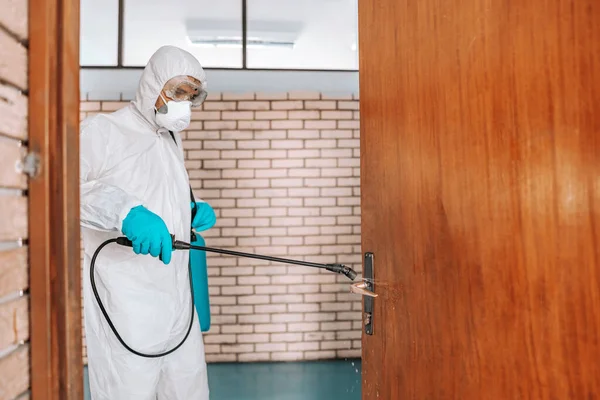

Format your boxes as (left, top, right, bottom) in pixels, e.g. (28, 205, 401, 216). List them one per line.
(190, 234, 210, 332)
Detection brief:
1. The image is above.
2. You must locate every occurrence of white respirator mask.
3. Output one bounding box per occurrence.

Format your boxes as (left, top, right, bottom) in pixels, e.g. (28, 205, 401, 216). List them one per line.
(155, 93, 192, 132)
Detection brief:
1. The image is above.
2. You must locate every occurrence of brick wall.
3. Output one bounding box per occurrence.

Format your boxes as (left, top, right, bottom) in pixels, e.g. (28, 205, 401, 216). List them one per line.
(80, 91, 362, 363)
(0, 0, 30, 398)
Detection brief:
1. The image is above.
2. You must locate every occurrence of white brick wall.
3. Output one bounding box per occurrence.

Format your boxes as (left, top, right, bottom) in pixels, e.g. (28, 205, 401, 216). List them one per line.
(81, 91, 361, 363)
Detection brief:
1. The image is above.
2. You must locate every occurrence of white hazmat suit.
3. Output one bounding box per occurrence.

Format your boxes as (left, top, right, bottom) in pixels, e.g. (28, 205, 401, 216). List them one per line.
(80, 46, 209, 400)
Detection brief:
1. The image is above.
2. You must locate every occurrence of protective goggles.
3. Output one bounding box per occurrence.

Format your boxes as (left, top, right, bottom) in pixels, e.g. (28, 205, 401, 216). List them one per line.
(158, 76, 207, 113)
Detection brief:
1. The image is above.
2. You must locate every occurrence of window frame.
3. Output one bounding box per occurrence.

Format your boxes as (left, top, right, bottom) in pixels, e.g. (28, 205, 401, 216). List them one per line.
(80, 0, 359, 72)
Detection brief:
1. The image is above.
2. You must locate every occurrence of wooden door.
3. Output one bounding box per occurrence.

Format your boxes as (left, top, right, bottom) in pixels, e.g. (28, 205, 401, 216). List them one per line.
(358, 0, 599, 399)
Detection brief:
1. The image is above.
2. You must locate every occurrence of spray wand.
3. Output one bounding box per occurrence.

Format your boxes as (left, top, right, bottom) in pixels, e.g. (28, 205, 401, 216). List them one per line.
(116, 235, 358, 280)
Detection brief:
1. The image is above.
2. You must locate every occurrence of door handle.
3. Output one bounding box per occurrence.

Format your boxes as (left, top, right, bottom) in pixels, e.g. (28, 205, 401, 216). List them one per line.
(350, 282, 377, 298)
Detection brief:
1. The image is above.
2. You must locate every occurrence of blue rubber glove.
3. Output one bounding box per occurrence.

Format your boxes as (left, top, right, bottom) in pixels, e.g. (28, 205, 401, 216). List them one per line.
(121, 206, 173, 264)
(191, 202, 216, 232)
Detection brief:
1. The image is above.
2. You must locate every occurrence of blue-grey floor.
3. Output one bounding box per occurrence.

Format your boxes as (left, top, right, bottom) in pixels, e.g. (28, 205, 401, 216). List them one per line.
(84, 359, 361, 399)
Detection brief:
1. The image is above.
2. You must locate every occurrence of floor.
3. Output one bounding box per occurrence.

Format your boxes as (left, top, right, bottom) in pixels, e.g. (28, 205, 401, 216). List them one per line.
(84, 359, 361, 399)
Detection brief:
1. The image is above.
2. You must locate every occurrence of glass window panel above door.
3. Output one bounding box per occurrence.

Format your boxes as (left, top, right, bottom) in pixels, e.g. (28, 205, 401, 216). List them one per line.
(80, 0, 119, 66)
(123, 0, 243, 68)
(246, 0, 358, 70)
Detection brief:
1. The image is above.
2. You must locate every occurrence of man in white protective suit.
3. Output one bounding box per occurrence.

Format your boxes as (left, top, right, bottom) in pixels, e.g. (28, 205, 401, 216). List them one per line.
(80, 45, 216, 399)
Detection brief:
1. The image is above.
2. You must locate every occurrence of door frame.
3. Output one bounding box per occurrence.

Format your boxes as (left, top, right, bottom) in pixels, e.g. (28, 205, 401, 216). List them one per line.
(28, 0, 83, 398)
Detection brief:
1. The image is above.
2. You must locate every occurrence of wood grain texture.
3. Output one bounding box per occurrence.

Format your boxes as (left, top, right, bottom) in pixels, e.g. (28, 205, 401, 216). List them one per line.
(0, 195, 27, 241)
(0, 29, 27, 91)
(359, 0, 600, 399)
(0, 248, 28, 298)
(0, 0, 28, 41)
(0, 83, 28, 140)
(0, 136, 26, 189)
(0, 296, 29, 351)
(0, 346, 29, 400)
(28, 0, 83, 397)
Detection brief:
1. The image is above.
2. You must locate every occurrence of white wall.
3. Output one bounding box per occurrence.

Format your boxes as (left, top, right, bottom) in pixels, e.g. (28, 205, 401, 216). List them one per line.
(80, 69, 359, 100)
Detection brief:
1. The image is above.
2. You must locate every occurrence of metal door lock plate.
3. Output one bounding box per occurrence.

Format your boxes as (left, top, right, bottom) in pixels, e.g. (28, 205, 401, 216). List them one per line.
(364, 252, 374, 335)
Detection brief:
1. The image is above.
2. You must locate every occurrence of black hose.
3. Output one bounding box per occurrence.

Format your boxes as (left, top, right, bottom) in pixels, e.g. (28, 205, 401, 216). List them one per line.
(90, 238, 196, 358)
(90, 236, 358, 358)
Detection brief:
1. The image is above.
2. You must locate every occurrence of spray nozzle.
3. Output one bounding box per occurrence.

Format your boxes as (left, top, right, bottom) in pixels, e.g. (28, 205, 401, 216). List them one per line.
(326, 264, 358, 280)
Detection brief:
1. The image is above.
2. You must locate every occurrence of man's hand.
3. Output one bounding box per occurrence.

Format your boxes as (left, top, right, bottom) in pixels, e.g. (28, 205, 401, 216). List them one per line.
(121, 206, 173, 264)
(191, 202, 216, 232)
